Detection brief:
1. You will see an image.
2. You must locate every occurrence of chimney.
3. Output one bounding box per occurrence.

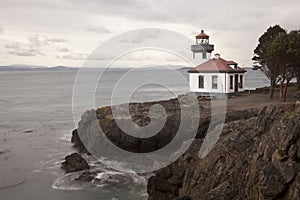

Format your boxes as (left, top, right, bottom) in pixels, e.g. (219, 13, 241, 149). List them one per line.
(214, 53, 220, 59)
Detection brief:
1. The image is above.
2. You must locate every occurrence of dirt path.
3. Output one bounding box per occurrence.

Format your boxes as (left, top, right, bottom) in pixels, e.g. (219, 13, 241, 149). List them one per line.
(226, 86, 298, 111)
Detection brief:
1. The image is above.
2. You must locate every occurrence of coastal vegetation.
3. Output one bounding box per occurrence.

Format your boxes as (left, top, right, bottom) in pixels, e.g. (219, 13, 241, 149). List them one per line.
(253, 25, 300, 101)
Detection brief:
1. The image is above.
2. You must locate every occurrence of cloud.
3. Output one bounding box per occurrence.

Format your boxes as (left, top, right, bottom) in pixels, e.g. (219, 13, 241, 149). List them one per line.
(61, 0, 299, 36)
(5, 43, 19, 49)
(56, 46, 71, 52)
(0, 25, 3, 34)
(44, 37, 66, 43)
(55, 46, 87, 60)
(28, 35, 66, 47)
(118, 29, 161, 44)
(1, 0, 299, 66)
(5, 42, 45, 56)
(86, 26, 111, 34)
(4, 34, 66, 57)
(57, 52, 87, 60)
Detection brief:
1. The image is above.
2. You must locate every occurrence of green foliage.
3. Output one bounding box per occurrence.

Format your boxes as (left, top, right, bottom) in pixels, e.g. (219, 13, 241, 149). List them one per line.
(269, 32, 288, 57)
(287, 31, 300, 67)
(253, 25, 286, 85)
(253, 25, 300, 100)
(253, 25, 286, 68)
(269, 30, 300, 80)
(252, 25, 286, 99)
(269, 32, 290, 78)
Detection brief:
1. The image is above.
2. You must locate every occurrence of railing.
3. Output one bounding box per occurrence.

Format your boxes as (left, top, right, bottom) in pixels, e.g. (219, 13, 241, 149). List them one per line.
(191, 44, 214, 52)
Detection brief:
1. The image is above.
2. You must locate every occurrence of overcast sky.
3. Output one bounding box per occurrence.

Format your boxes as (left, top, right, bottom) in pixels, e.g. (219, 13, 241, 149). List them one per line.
(0, 0, 299, 67)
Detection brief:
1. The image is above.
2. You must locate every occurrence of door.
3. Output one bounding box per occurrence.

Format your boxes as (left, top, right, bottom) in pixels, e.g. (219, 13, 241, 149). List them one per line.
(234, 74, 239, 93)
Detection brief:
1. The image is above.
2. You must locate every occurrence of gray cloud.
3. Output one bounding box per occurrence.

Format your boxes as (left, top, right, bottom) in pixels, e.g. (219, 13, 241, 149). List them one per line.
(70, 0, 300, 40)
(5, 43, 19, 49)
(118, 29, 161, 44)
(44, 37, 66, 44)
(4, 34, 66, 57)
(0, 0, 299, 65)
(66, 0, 285, 28)
(1, 0, 299, 33)
(28, 35, 66, 47)
(5, 42, 45, 56)
(56, 47, 71, 52)
(86, 26, 111, 34)
(57, 52, 87, 60)
(27, 35, 45, 47)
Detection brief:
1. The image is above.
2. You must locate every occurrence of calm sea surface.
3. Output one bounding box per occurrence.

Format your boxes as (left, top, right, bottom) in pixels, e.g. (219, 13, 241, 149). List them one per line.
(0, 69, 268, 200)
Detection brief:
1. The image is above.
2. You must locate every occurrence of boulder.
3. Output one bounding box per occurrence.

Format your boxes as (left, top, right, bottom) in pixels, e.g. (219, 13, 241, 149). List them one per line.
(61, 153, 89, 173)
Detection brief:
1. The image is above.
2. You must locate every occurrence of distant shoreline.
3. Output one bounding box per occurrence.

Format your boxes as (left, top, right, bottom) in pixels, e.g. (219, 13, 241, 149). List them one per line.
(0, 66, 79, 71)
(0, 65, 253, 72)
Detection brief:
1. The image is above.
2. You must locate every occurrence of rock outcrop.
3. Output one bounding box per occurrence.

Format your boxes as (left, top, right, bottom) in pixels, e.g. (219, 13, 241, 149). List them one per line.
(71, 129, 90, 154)
(61, 153, 89, 173)
(64, 93, 300, 199)
(71, 96, 259, 156)
(148, 104, 300, 200)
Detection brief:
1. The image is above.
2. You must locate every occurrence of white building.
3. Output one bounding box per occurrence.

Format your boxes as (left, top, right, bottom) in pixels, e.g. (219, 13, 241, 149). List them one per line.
(189, 30, 246, 95)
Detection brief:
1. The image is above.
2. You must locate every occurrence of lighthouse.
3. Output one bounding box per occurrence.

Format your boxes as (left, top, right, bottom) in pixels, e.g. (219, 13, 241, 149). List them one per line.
(191, 30, 214, 63)
(188, 30, 247, 96)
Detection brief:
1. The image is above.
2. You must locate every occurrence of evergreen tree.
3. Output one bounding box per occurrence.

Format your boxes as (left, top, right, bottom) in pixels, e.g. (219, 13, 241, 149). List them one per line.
(252, 25, 286, 99)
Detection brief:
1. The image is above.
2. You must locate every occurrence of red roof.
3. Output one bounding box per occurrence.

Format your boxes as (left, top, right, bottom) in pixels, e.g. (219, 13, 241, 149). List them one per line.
(196, 30, 209, 39)
(188, 57, 247, 73)
(226, 60, 237, 65)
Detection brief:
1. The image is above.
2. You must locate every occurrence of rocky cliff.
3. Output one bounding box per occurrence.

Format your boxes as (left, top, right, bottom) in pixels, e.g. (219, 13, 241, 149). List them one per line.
(66, 94, 300, 199)
(148, 104, 300, 200)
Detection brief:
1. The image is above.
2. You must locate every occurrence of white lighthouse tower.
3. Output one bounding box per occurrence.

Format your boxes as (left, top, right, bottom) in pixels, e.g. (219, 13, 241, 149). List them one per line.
(191, 30, 214, 64)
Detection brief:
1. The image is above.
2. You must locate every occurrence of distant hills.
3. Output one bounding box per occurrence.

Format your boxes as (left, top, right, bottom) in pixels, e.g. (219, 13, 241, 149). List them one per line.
(0, 64, 79, 71)
(0, 64, 191, 71)
(0, 64, 252, 72)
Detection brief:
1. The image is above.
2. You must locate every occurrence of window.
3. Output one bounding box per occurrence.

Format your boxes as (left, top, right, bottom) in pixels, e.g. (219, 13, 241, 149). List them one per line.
(198, 75, 204, 88)
(230, 75, 233, 89)
(212, 76, 218, 89)
(239, 75, 243, 88)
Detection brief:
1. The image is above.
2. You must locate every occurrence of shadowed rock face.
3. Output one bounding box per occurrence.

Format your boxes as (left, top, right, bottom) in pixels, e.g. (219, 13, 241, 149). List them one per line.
(72, 97, 207, 156)
(71, 97, 259, 156)
(148, 104, 300, 200)
(71, 129, 90, 154)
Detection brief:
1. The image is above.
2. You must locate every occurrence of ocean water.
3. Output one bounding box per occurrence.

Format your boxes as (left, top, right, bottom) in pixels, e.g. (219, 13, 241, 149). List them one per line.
(0, 68, 268, 200)
(244, 68, 270, 89)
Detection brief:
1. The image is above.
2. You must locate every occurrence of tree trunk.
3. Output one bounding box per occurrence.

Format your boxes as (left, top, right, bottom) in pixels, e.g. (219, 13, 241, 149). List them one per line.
(270, 84, 275, 99)
(283, 82, 288, 102)
(269, 78, 275, 99)
(296, 70, 300, 91)
(279, 81, 284, 102)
